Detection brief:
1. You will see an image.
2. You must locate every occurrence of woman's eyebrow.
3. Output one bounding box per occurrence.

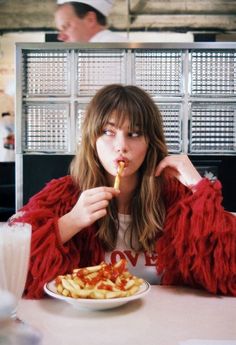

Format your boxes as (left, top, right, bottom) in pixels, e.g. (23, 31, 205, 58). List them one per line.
(106, 121, 115, 127)
(105, 120, 141, 130)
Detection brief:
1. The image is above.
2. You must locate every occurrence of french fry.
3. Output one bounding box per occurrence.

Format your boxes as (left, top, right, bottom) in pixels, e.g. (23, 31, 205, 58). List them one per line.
(73, 264, 103, 274)
(54, 259, 143, 300)
(104, 291, 122, 299)
(56, 284, 63, 294)
(62, 289, 70, 297)
(123, 279, 135, 290)
(114, 161, 125, 189)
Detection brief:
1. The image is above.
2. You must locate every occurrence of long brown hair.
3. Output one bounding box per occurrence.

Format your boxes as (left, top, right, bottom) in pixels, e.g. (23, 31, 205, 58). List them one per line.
(70, 84, 168, 252)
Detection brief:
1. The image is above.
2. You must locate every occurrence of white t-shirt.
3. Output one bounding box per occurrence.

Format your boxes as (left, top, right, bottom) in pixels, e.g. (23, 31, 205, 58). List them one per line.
(105, 213, 161, 284)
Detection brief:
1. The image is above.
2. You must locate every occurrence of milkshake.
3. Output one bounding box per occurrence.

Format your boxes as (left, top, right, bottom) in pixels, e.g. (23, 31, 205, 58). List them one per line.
(0, 223, 31, 302)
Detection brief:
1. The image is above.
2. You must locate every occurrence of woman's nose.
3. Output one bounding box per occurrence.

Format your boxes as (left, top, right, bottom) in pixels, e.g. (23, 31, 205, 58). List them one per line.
(114, 133, 128, 153)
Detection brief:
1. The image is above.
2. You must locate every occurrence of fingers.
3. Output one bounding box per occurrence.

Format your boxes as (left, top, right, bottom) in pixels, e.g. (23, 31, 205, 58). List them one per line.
(155, 155, 182, 177)
(86, 208, 108, 225)
(85, 187, 119, 204)
(70, 186, 119, 229)
(86, 186, 119, 196)
(156, 155, 191, 176)
(82, 187, 119, 213)
(155, 155, 202, 188)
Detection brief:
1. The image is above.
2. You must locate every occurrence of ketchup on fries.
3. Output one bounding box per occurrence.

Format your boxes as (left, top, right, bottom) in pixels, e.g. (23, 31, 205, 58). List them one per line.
(55, 259, 143, 299)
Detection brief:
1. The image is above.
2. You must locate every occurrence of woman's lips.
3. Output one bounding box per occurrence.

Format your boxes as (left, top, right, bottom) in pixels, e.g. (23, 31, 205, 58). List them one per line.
(114, 158, 128, 169)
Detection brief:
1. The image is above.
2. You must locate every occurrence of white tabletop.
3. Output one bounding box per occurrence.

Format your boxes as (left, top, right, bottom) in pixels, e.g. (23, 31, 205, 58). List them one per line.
(18, 286, 236, 345)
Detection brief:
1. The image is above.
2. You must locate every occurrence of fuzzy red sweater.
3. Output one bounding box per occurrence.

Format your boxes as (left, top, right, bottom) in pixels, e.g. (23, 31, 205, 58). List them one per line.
(16, 175, 236, 298)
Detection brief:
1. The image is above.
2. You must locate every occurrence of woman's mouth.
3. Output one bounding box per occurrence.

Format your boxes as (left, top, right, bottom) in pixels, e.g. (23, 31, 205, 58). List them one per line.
(114, 158, 128, 169)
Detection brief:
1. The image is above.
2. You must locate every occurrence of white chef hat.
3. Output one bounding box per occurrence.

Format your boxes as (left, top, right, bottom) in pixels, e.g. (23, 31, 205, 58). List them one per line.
(57, 0, 114, 17)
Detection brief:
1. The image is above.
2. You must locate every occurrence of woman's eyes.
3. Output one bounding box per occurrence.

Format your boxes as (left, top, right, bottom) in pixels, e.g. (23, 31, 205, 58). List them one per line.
(128, 131, 141, 137)
(103, 129, 142, 137)
(103, 129, 114, 136)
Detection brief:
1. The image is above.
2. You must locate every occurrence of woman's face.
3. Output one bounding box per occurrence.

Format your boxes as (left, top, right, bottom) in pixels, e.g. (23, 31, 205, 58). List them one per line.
(96, 116, 149, 184)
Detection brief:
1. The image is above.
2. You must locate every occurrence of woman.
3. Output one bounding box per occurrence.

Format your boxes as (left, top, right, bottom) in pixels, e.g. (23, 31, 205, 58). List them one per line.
(15, 84, 236, 298)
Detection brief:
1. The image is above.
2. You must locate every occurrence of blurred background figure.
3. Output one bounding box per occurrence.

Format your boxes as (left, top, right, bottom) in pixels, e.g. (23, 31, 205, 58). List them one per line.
(0, 91, 15, 221)
(0, 90, 15, 162)
(55, 0, 128, 42)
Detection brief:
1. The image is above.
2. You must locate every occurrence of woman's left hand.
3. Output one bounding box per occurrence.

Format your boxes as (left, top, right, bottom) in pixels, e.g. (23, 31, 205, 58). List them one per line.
(155, 154, 202, 189)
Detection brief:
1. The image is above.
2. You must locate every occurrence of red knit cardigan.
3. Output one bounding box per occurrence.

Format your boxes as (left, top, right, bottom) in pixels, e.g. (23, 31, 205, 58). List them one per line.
(16, 175, 236, 299)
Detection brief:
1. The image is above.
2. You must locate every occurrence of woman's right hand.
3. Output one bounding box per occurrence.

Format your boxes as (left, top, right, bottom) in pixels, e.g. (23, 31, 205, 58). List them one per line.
(58, 187, 119, 243)
(70, 186, 119, 229)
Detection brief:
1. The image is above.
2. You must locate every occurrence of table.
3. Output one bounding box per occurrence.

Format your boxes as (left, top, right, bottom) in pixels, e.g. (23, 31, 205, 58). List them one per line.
(18, 286, 236, 345)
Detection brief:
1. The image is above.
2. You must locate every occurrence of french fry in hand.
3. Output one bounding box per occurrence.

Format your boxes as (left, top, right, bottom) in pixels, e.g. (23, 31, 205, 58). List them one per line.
(55, 259, 143, 300)
(114, 161, 125, 189)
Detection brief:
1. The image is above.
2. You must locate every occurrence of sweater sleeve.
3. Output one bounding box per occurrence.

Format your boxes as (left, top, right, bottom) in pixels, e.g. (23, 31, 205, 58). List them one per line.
(157, 177, 236, 296)
(13, 176, 82, 299)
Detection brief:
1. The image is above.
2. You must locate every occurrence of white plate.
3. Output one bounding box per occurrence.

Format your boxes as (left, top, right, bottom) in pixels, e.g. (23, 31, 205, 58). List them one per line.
(44, 280, 151, 311)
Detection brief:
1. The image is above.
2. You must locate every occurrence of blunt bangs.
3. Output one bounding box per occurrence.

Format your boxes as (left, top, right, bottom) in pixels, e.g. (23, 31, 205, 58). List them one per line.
(88, 85, 157, 141)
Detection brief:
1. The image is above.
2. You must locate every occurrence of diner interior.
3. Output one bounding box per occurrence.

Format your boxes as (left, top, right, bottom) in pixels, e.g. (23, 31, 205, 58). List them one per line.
(1, 0, 236, 221)
(0, 1, 236, 344)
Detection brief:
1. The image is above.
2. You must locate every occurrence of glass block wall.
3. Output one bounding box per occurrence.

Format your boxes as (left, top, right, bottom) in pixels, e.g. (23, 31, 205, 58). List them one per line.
(17, 44, 236, 155)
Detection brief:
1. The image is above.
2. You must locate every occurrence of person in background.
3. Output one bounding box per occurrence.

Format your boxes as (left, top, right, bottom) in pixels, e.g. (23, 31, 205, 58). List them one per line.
(13, 84, 236, 299)
(55, 0, 128, 42)
(0, 111, 15, 162)
(0, 88, 15, 162)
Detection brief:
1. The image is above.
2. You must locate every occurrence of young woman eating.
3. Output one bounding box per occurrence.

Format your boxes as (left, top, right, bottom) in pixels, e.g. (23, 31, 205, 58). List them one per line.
(13, 84, 236, 298)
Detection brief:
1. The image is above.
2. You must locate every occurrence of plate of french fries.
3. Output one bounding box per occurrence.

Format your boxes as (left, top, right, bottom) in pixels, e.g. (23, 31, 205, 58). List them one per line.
(44, 259, 151, 310)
